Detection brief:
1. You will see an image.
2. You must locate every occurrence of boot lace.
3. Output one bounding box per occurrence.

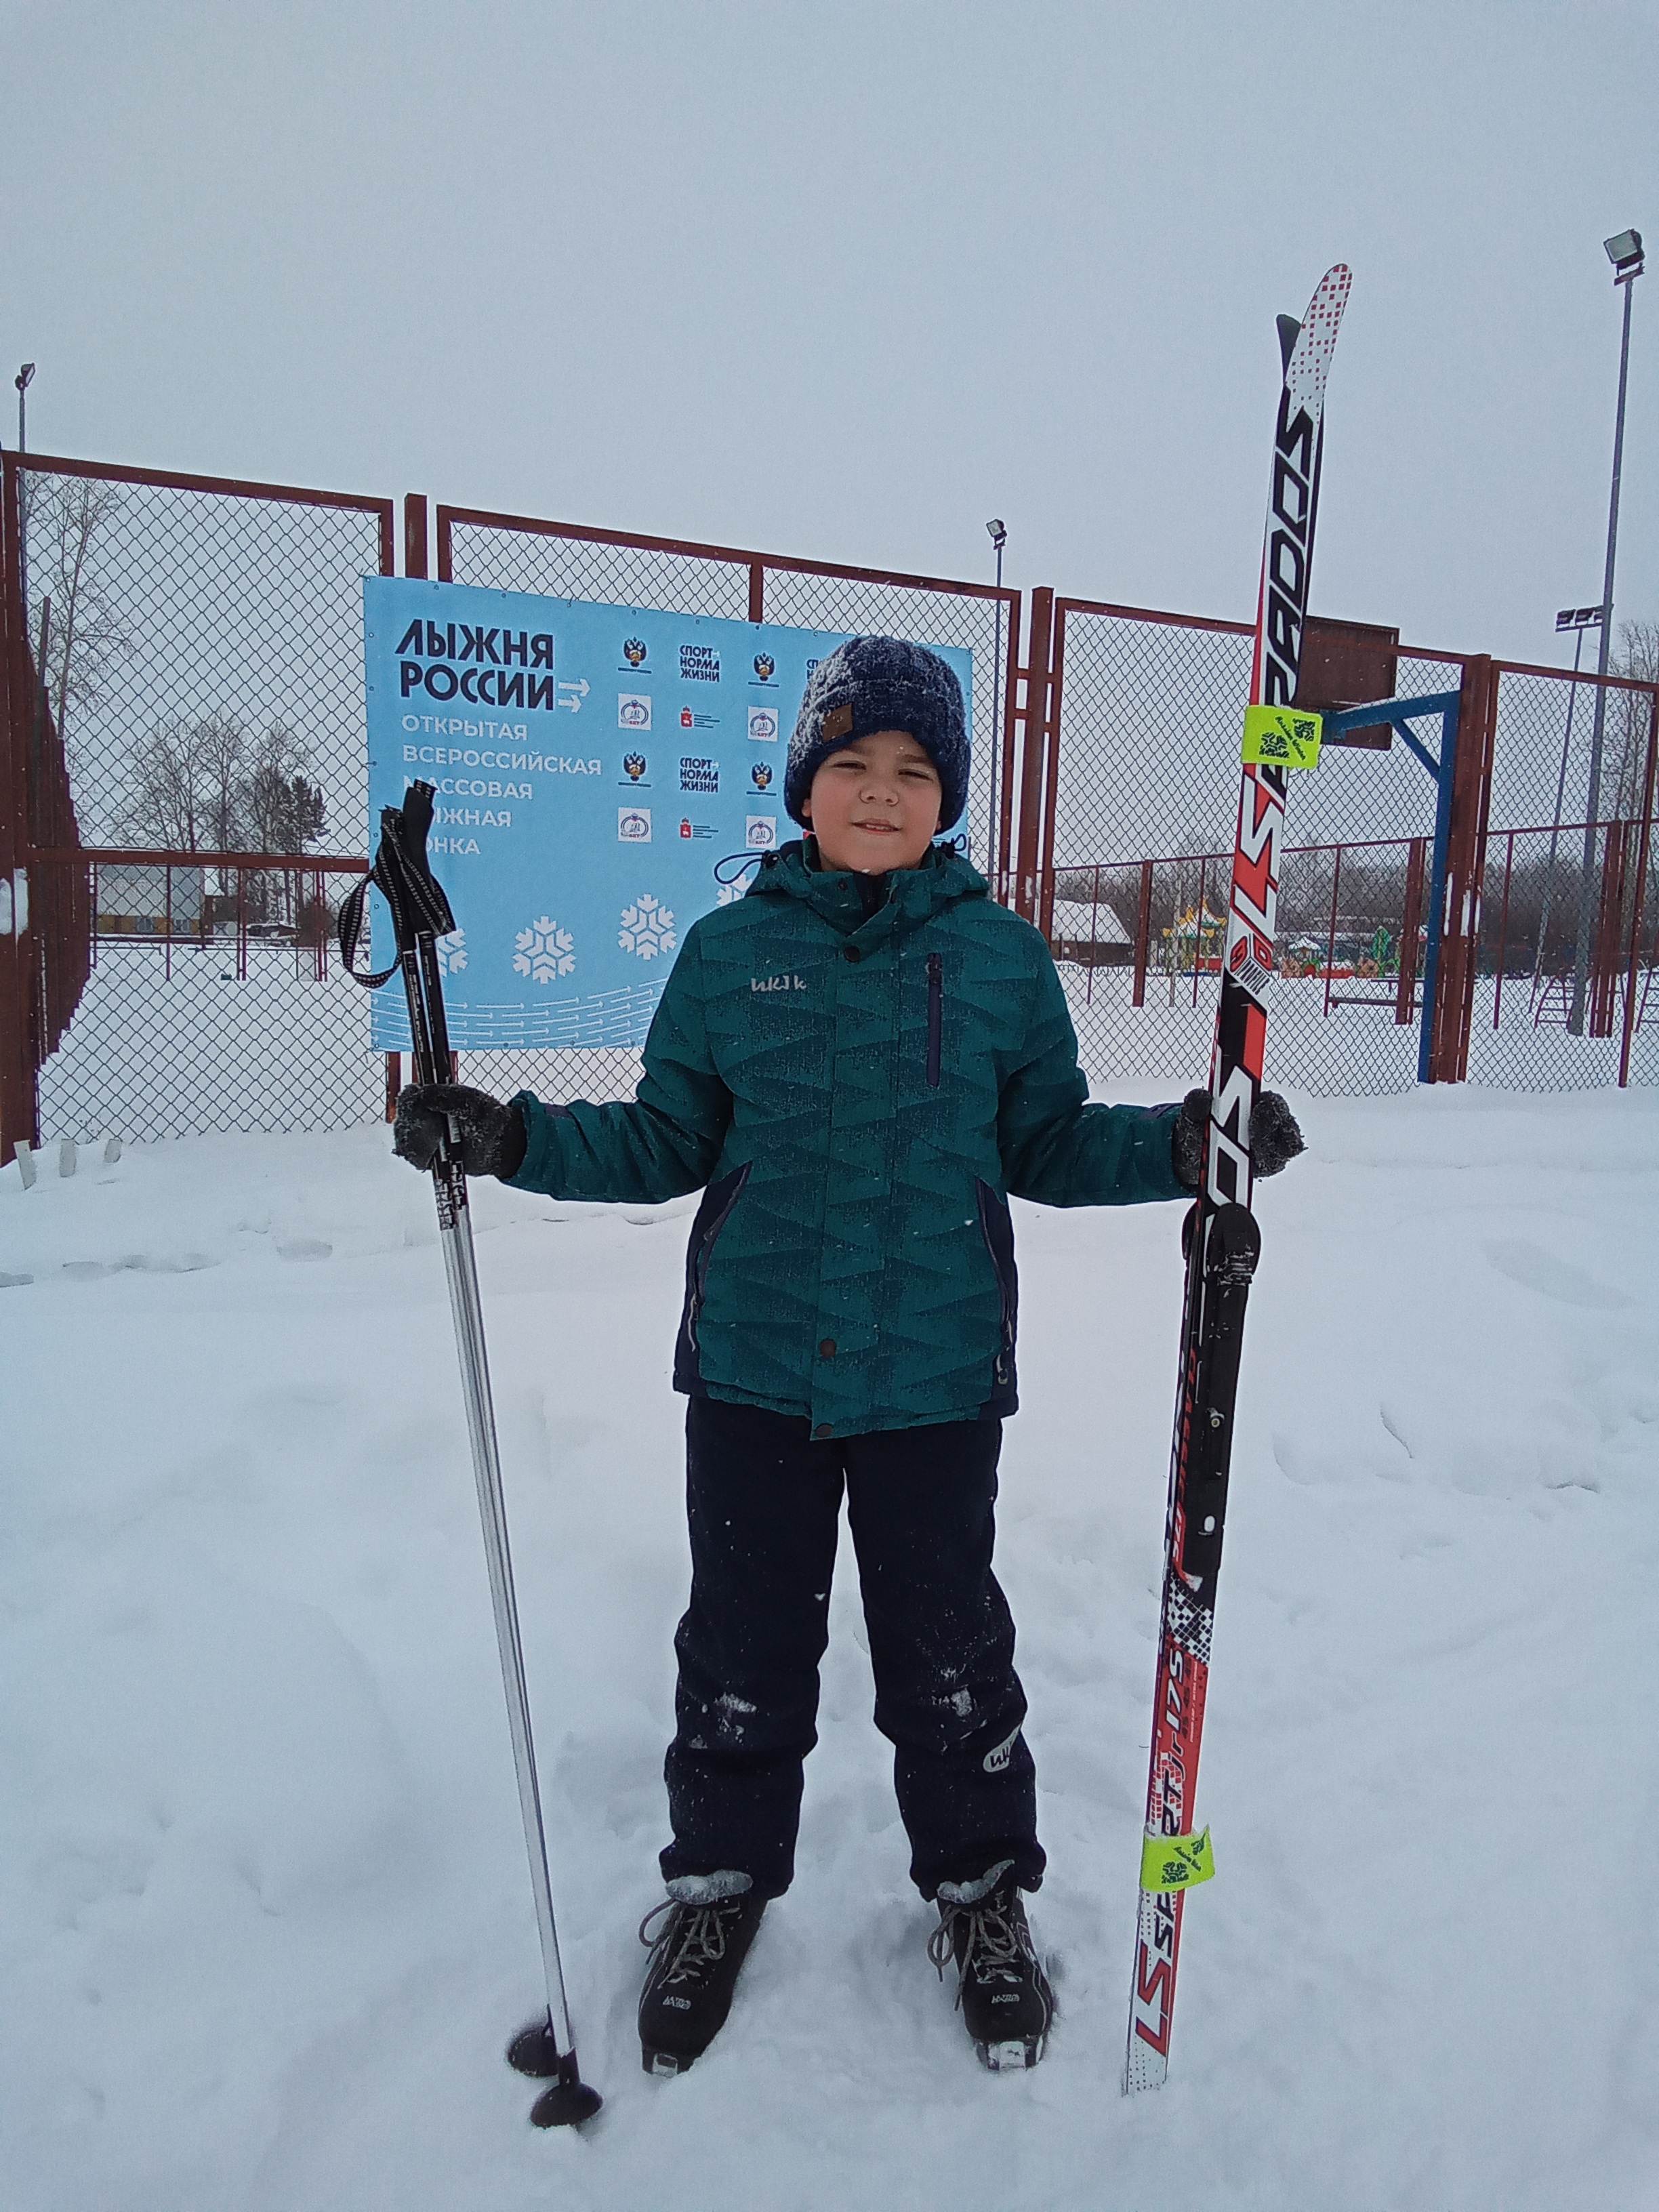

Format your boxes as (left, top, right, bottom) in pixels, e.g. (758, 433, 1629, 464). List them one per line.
(927, 1894, 1030, 2011)
(639, 1897, 741, 1987)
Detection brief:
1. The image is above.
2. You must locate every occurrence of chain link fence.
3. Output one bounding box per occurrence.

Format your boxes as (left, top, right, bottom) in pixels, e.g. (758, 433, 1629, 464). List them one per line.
(4, 454, 392, 1145)
(1465, 665, 1659, 1088)
(31, 856, 380, 1141)
(7, 459, 1654, 1155)
(1041, 603, 1477, 1093)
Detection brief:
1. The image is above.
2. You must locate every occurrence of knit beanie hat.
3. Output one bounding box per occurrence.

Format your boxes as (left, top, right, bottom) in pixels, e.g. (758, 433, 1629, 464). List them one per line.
(784, 636, 968, 832)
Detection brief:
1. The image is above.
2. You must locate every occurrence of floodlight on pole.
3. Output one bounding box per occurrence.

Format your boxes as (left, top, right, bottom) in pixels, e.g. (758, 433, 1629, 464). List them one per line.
(1605, 230, 1645, 283)
(1569, 228, 1645, 1033)
(986, 518, 1006, 591)
(15, 362, 34, 453)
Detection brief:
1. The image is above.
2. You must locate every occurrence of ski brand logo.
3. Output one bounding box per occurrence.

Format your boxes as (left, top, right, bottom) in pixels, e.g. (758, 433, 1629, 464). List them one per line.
(1255, 266, 1349, 712)
(982, 1727, 1021, 1775)
(1138, 1826, 1214, 1894)
(1242, 705, 1322, 771)
(1205, 1063, 1256, 1209)
(750, 975, 807, 992)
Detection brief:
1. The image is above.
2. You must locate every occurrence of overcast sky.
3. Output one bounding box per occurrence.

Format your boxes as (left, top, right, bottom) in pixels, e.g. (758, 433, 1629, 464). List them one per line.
(2, 0, 1654, 667)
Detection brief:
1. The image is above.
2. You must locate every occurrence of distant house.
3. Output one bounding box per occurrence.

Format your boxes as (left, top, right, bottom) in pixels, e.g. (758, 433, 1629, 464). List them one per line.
(1049, 897, 1133, 968)
(95, 864, 203, 935)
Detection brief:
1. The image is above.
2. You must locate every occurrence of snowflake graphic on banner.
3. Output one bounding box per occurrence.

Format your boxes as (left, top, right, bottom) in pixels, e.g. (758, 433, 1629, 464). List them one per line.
(618, 895, 678, 959)
(715, 881, 748, 907)
(512, 917, 576, 982)
(436, 929, 467, 975)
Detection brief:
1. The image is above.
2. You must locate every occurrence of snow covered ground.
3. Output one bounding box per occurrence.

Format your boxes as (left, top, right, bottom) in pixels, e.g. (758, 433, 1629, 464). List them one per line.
(3, 1084, 1656, 2211)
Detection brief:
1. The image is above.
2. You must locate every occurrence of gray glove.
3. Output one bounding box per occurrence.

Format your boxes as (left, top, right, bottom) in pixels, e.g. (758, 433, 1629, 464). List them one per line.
(393, 1084, 528, 1179)
(1170, 1086, 1305, 1190)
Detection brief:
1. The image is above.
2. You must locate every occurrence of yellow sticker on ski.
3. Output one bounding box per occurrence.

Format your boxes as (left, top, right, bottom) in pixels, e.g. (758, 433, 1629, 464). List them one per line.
(1242, 705, 1323, 770)
(1139, 1826, 1216, 1893)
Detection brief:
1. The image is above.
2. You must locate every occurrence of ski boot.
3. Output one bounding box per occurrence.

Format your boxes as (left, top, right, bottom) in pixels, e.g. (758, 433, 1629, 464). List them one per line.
(928, 1863, 1054, 2071)
(638, 1875, 766, 2076)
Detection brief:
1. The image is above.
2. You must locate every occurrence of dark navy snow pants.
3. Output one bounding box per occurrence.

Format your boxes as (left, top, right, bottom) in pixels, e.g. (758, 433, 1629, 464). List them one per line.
(661, 1395, 1045, 1902)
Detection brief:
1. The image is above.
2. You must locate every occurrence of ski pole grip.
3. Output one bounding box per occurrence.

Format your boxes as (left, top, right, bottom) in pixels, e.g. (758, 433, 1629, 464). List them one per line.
(384, 782, 457, 946)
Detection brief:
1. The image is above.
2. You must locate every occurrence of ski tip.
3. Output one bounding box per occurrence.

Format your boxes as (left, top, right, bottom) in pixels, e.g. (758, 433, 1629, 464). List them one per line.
(1275, 314, 1301, 372)
(1284, 264, 1352, 394)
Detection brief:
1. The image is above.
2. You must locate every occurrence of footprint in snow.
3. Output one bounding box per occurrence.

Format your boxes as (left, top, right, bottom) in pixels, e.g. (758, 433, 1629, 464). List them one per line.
(60, 1254, 216, 1280)
(1483, 1237, 1631, 1311)
(276, 1239, 333, 1261)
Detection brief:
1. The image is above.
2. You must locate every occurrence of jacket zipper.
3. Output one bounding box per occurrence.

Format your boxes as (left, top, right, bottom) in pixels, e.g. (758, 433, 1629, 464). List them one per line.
(687, 1164, 752, 1351)
(926, 954, 942, 1088)
(975, 1179, 1017, 1387)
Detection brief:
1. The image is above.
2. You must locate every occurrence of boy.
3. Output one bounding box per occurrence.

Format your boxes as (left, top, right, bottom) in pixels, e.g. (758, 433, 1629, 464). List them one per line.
(394, 635, 1302, 2076)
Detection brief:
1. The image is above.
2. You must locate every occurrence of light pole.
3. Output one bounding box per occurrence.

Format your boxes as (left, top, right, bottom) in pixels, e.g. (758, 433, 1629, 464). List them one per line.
(1534, 605, 1602, 997)
(986, 516, 1006, 592)
(985, 520, 1008, 886)
(1570, 229, 1643, 1033)
(14, 364, 35, 620)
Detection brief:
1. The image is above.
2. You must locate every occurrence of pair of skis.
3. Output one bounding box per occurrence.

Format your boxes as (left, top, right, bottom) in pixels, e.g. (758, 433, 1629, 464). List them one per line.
(1124, 266, 1352, 2092)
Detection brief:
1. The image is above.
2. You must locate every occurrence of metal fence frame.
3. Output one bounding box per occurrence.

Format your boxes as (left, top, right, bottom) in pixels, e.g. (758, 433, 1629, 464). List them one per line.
(3, 444, 1657, 1163)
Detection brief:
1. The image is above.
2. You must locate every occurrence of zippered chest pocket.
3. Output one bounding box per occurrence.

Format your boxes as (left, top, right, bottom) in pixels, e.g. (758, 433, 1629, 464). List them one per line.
(926, 953, 942, 1088)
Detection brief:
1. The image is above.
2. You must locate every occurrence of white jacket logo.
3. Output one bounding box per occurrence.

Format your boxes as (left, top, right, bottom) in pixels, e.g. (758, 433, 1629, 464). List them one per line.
(983, 1727, 1021, 1774)
(751, 975, 807, 992)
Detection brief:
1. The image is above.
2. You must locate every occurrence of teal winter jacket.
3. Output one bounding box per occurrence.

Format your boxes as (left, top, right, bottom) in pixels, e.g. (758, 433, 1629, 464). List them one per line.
(509, 840, 1186, 1437)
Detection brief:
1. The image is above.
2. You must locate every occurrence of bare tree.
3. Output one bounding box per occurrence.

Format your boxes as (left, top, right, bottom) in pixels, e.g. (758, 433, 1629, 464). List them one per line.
(22, 475, 130, 746)
(126, 717, 214, 849)
(125, 714, 327, 857)
(240, 723, 327, 853)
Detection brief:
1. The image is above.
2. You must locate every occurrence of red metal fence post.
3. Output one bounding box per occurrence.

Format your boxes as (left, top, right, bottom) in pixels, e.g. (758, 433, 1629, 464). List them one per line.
(995, 592, 1023, 901)
(1036, 601, 1066, 944)
(1429, 655, 1496, 1082)
(1012, 588, 1054, 924)
(1618, 689, 1658, 1086)
(1131, 860, 1154, 1008)
(405, 495, 429, 579)
(0, 454, 35, 1165)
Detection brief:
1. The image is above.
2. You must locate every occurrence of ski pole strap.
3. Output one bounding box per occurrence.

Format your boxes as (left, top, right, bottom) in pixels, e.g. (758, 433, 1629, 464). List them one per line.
(1139, 1828, 1215, 1893)
(339, 781, 457, 989)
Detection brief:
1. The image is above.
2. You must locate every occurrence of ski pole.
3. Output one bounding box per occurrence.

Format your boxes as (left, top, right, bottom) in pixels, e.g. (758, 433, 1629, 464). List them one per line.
(341, 781, 601, 2129)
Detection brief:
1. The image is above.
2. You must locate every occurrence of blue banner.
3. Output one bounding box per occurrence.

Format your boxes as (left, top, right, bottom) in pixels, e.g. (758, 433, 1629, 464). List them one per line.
(364, 579, 972, 1050)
